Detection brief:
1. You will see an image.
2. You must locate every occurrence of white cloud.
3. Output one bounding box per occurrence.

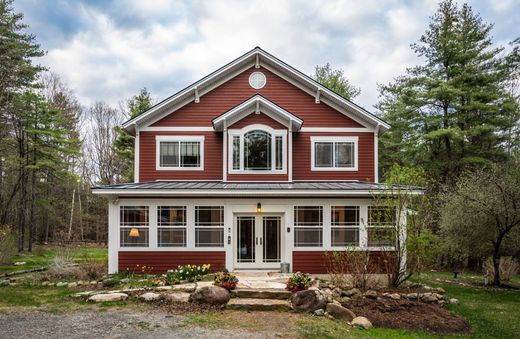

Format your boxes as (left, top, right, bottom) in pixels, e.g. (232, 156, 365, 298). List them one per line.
(22, 0, 518, 111)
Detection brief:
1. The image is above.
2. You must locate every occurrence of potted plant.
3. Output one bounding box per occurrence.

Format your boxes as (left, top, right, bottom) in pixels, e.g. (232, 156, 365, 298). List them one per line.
(286, 272, 312, 293)
(214, 269, 239, 290)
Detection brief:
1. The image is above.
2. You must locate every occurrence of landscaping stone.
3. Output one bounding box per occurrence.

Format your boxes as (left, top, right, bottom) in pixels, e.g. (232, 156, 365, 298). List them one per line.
(314, 309, 325, 316)
(155, 286, 172, 291)
(405, 293, 419, 299)
(88, 293, 128, 302)
(332, 287, 342, 298)
(226, 298, 291, 311)
(232, 288, 291, 300)
(290, 289, 327, 313)
(321, 288, 334, 303)
(41, 281, 50, 286)
(77, 281, 84, 286)
(388, 293, 401, 300)
(364, 290, 378, 299)
(342, 288, 361, 297)
(121, 288, 146, 293)
(138, 292, 161, 301)
(56, 282, 68, 287)
(1, 279, 11, 286)
(421, 293, 438, 303)
(172, 283, 197, 292)
(449, 298, 460, 305)
(14, 261, 26, 266)
(435, 287, 446, 294)
(196, 281, 214, 289)
(68, 282, 77, 288)
(90, 281, 97, 285)
(326, 303, 356, 321)
(189, 286, 230, 305)
(163, 292, 191, 303)
(335, 296, 351, 303)
(120, 278, 130, 284)
(351, 316, 373, 329)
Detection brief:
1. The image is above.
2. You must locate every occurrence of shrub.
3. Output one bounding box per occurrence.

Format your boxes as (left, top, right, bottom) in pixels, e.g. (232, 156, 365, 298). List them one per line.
(286, 272, 312, 293)
(213, 269, 238, 290)
(483, 257, 519, 282)
(102, 278, 121, 287)
(324, 249, 375, 290)
(0, 225, 17, 265)
(171, 264, 210, 282)
(78, 260, 106, 281)
(46, 248, 80, 280)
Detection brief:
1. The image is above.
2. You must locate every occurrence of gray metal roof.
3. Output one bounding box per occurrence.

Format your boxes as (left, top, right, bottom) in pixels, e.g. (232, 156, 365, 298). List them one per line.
(93, 181, 387, 191)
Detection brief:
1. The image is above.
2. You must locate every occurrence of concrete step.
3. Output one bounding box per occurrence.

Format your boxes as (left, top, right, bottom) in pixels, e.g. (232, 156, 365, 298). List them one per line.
(231, 288, 291, 300)
(226, 298, 291, 311)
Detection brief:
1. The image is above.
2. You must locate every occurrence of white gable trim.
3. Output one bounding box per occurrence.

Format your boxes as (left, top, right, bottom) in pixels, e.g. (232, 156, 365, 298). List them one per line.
(213, 95, 303, 131)
(122, 47, 389, 134)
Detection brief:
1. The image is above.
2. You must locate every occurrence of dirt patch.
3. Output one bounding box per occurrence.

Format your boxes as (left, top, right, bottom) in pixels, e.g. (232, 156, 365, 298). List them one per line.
(343, 298, 470, 335)
(162, 300, 223, 314)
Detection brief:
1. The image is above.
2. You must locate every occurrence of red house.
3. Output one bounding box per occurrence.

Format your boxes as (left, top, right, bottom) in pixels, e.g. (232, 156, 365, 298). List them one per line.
(93, 47, 407, 275)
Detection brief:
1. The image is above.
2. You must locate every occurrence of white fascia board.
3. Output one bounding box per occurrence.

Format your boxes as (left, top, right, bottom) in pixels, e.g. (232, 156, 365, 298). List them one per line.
(92, 189, 424, 197)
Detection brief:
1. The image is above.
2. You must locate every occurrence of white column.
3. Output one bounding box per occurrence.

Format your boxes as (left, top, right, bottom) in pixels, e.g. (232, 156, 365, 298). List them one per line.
(225, 202, 233, 270)
(288, 126, 293, 181)
(285, 205, 294, 270)
(222, 120, 227, 182)
(359, 204, 369, 249)
(187, 203, 195, 249)
(108, 199, 119, 274)
(134, 127, 140, 183)
(323, 203, 331, 249)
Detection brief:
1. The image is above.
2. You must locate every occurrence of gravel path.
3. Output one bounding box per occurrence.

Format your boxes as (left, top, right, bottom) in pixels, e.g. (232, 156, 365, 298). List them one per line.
(0, 310, 275, 339)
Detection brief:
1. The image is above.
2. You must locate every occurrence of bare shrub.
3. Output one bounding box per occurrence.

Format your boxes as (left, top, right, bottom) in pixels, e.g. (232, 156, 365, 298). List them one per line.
(0, 225, 17, 264)
(483, 257, 519, 282)
(325, 248, 375, 290)
(77, 254, 107, 280)
(45, 248, 80, 280)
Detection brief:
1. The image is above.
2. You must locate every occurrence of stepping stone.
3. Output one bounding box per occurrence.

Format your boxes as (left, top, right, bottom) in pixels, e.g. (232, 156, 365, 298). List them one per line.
(138, 292, 161, 301)
(88, 293, 128, 302)
(231, 288, 291, 300)
(166, 283, 197, 292)
(196, 281, 214, 289)
(163, 292, 191, 303)
(226, 298, 291, 311)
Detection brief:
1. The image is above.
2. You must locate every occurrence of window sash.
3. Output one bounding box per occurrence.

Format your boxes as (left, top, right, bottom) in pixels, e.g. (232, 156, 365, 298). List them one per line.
(120, 206, 149, 227)
(294, 228, 323, 247)
(313, 140, 356, 169)
(157, 206, 186, 226)
(229, 129, 285, 172)
(159, 141, 201, 168)
(331, 227, 359, 247)
(195, 228, 224, 247)
(158, 228, 186, 247)
(294, 206, 323, 226)
(244, 130, 272, 170)
(120, 228, 149, 247)
(195, 206, 224, 226)
(331, 206, 359, 226)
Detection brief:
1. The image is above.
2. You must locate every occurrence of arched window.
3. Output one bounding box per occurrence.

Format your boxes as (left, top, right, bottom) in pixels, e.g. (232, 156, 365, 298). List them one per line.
(228, 125, 286, 173)
(244, 130, 271, 170)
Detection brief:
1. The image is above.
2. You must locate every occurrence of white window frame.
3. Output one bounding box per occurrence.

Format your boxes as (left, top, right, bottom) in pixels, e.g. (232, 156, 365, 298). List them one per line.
(310, 136, 358, 171)
(228, 124, 287, 174)
(367, 206, 397, 248)
(294, 205, 323, 248)
(331, 205, 360, 247)
(155, 135, 205, 171)
(157, 206, 187, 248)
(119, 206, 149, 247)
(194, 205, 225, 248)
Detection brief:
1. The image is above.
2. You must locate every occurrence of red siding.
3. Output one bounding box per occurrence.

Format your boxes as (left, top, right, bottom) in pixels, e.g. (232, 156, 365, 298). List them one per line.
(152, 67, 362, 128)
(139, 131, 222, 182)
(229, 112, 286, 129)
(292, 251, 393, 274)
(293, 132, 375, 182)
(118, 251, 226, 274)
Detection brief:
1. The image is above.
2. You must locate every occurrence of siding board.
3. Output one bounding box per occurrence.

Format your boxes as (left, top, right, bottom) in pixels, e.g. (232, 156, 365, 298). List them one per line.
(118, 251, 225, 274)
(292, 251, 393, 274)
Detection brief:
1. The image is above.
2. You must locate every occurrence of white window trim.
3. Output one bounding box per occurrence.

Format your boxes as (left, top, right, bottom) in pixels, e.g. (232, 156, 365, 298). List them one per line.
(228, 124, 287, 174)
(311, 136, 358, 171)
(157, 206, 187, 248)
(194, 205, 225, 248)
(330, 205, 360, 248)
(293, 205, 324, 248)
(155, 135, 205, 171)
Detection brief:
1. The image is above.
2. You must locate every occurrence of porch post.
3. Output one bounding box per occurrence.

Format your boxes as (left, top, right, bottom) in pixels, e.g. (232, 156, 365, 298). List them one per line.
(108, 198, 119, 274)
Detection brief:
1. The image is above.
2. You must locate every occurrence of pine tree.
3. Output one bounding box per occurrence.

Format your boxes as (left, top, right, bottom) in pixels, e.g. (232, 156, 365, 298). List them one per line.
(113, 88, 152, 182)
(377, 0, 519, 183)
(312, 63, 360, 100)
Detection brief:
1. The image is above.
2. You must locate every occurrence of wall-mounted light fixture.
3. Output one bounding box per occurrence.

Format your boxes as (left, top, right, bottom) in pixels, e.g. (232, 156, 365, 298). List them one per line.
(129, 228, 140, 237)
(256, 203, 262, 213)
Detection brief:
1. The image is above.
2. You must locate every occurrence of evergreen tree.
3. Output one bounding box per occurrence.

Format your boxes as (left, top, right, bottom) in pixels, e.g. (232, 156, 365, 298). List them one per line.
(312, 63, 360, 100)
(113, 88, 152, 182)
(377, 0, 519, 183)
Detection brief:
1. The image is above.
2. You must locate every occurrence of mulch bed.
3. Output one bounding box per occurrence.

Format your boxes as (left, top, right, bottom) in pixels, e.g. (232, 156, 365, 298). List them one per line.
(343, 298, 471, 335)
(161, 300, 222, 314)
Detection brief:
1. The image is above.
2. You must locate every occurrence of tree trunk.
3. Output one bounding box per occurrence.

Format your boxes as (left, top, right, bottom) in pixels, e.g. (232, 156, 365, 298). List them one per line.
(28, 168, 36, 252)
(67, 188, 76, 241)
(78, 181, 84, 240)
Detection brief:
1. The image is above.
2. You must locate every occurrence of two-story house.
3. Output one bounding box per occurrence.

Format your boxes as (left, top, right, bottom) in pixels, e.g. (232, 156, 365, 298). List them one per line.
(93, 47, 406, 275)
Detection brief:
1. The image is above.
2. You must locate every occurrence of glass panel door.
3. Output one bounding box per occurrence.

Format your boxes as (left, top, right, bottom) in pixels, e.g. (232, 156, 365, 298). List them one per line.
(263, 216, 281, 263)
(237, 216, 255, 263)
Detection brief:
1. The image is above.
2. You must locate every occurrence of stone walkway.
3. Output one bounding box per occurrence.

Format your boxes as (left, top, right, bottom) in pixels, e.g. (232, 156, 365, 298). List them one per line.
(234, 272, 290, 290)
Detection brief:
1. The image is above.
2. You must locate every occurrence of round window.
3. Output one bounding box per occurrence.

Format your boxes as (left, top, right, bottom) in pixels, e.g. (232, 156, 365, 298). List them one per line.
(249, 71, 267, 89)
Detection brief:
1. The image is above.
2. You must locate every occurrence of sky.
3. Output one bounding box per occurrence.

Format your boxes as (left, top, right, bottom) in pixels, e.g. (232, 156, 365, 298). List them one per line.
(14, 0, 520, 112)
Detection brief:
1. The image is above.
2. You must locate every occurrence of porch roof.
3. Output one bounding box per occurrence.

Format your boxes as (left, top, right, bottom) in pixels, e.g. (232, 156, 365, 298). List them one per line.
(91, 181, 423, 197)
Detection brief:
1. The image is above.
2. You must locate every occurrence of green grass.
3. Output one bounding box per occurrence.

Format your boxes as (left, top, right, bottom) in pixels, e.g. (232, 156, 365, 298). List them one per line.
(0, 245, 107, 274)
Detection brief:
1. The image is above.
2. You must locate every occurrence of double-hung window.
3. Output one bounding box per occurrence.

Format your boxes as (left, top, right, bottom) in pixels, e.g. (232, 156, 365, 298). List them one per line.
(367, 206, 396, 247)
(120, 206, 149, 247)
(156, 136, 204, 170)
(157, 206, 186, 247)
(195, 206, 224, 247)
(311, 136, 358, 171)
(229, 125, 286, 173)
(331, 206, 360, 246)
(294, 206, 323, 247)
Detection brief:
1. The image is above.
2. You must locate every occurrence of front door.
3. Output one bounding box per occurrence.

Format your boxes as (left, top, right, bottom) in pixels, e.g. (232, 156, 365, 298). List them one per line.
(235, 215, 282, 269)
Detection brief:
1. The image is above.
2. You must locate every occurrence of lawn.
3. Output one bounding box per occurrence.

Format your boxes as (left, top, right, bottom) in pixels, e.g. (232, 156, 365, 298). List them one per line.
(1, 248, 519, 338)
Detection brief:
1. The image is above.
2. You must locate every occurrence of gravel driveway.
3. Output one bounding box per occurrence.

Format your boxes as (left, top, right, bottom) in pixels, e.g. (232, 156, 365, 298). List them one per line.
(0, 310, 275, 339)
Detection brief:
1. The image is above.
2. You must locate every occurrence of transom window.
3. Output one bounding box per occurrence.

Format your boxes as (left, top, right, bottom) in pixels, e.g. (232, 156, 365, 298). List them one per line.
(157, 206, 186, 247)
(156, 136, 204, 170)
(311, 136, 358, 171)
(120, 206, 149, 247)
(229, 125, 286, 173)
(294, 206, 323, 247)
(331, 206, 360, 247)
(195, 206, 224, 247)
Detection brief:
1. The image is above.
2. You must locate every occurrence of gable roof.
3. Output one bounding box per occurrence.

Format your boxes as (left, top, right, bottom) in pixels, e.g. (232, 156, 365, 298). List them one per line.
(122, 47, 390, 135)
(212, 94, 303, 131)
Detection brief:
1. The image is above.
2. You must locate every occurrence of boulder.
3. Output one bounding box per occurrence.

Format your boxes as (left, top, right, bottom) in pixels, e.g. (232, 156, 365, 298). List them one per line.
(138, 292, 161, 301)
(332, 287, 342, 298)
(326, 303, 356, 321)
(435, 287, 445, 294)
(342, 288, 361, 297)
(290, 289, 328, 313)
(164, 292, 191, 303)
(421, 293, 438, 303)
(351, 316, 373, 329)
(364, 290, 378, 299)
(449, 298, 459, 305)
(313, 309, 325, 316)
(88, 293, 128, 302)
(189, 286, 230, 305)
